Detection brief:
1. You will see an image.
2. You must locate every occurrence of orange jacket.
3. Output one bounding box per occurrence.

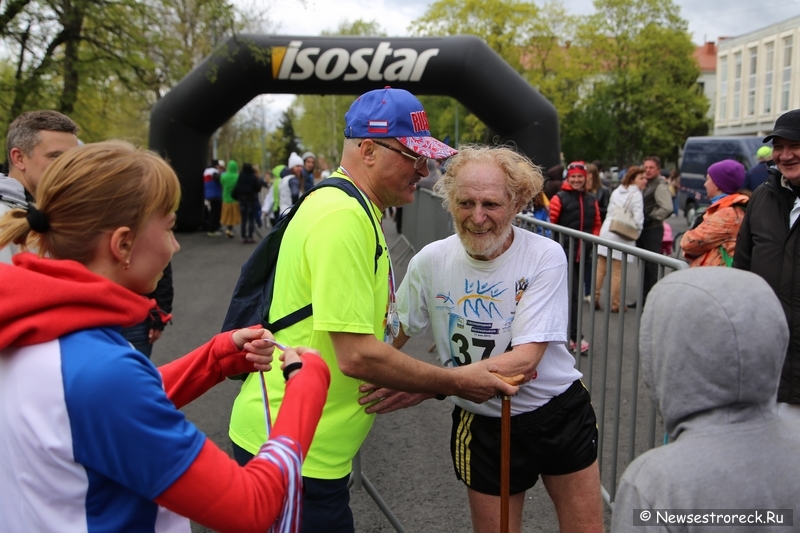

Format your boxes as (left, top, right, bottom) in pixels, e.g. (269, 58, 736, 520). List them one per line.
(680, 194, 749, 267)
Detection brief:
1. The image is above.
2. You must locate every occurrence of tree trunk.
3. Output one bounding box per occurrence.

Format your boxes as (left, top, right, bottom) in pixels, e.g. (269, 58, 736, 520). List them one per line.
(58, 0, 86, 114)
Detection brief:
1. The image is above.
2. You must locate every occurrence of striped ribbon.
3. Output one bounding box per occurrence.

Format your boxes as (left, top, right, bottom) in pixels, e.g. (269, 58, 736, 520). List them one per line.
(256, 435, 304, 533)
(256, 353, 303, 533)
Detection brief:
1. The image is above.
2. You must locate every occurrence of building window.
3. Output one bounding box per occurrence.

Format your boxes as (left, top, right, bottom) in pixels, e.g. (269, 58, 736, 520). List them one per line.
(764, 42, 774, 114)
(719, 56, 728, 120)
(733, 52, 742, 119)
(782, 36, 792, 112)
(747, 48, 757, 116)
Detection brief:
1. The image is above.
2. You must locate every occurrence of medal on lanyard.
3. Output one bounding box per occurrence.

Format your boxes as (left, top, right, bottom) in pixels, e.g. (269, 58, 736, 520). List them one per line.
(385, 260, 400, 341)
(340, 165, 399, 342)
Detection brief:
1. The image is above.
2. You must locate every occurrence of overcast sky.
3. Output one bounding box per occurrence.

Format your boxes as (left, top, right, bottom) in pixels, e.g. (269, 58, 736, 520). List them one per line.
(255, 0, 800, 124)
(267, 0, 800, 44)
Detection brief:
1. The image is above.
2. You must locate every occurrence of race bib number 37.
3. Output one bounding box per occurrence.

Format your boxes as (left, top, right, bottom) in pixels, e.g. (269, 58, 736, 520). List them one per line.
(447, 312, 512, 367)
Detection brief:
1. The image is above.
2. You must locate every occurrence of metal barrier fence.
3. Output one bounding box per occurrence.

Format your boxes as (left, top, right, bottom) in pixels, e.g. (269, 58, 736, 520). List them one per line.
(355, 188, 687, 530)
(513, 214, 688, 506)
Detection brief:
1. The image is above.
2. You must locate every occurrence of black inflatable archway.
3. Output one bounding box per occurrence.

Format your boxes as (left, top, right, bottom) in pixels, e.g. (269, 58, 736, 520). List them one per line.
(149, 34, 560, 231)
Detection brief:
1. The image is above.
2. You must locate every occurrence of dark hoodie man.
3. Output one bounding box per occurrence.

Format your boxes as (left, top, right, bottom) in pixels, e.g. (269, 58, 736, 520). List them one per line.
(612, 268, 800, 532)
(735, 109, 800, 415)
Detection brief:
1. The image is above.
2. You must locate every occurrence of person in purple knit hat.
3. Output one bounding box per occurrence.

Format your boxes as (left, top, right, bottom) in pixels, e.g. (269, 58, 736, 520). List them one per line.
(680, 159, 748, 267)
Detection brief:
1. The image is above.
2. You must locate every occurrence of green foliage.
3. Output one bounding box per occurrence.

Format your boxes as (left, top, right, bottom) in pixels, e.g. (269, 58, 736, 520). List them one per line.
(262, 110, 300, 170)
(0, 0, 710, 172)
(321, 19, 385, 37)
(410, 0, 709, 168)
(412, 0, 540, 70)
(561, 0, 709, 166)
(0, 0, 270, 156)
(411, 0, 545, 142)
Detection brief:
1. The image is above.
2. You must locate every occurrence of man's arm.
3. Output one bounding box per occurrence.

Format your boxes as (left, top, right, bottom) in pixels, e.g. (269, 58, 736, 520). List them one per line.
(331, 330, 517, 404)
(359, 331, 544, 415)
(359, 326, 437, 414)
(481, 342, 546, 382)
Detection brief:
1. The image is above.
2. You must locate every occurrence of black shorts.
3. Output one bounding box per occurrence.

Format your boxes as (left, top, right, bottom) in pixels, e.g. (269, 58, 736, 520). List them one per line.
(450, 380, 598, 495)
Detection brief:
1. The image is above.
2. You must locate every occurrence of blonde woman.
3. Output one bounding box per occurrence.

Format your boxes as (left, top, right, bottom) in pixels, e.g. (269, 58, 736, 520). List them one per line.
(0, 142, 329, 533)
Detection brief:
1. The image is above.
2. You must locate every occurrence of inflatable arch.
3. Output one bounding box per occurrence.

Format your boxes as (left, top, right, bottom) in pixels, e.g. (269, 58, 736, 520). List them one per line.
(149, 34, 560, 231)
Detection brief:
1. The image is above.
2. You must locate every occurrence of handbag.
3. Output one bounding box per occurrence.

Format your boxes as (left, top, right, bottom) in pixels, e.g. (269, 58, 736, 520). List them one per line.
(608, 192, 640, 241)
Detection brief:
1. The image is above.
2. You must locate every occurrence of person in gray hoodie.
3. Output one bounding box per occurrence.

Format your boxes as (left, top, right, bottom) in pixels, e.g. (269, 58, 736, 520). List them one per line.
(0, 175, 28, 263)
(612, 267, 800, 532)
(1, 110, 79, 263)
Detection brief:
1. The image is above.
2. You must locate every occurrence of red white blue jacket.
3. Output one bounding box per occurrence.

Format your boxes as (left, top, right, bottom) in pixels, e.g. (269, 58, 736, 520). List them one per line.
(0, 253, 329, 533)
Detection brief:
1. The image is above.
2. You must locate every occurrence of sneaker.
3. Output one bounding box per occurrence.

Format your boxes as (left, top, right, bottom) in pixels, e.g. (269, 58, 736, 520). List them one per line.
(583, 295, 591, 303)
(207, 230, 222, 236)
(225, 230, 234, 239)
(569, 339, 590, 354)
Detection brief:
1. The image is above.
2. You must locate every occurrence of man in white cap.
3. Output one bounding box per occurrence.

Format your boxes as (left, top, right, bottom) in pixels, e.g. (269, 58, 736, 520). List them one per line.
(278, 151, 305, 216)
(735, 108, 800, 421)
(228, 87, 518, 533)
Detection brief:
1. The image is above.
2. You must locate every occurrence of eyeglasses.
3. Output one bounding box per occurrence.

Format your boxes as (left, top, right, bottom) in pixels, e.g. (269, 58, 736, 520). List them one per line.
(567, 163, 586, 171)
(360, 140, 427, 171)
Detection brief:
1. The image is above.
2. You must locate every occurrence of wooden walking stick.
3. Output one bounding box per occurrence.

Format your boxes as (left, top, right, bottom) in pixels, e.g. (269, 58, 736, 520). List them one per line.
(492, 373, 524, 533)
(501, 393, 511, 533)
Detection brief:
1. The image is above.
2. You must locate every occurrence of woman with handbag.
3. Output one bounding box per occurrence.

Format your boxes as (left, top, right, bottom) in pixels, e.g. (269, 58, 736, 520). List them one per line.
(595, 166, 646, 312)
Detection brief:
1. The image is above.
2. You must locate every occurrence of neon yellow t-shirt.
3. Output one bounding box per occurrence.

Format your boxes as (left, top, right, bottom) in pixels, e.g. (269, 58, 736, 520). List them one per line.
(229, 172, 389, 479)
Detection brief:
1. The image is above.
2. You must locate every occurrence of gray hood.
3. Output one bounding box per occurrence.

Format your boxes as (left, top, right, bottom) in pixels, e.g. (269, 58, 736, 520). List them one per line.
(0, 173, 26, 207)
(639, 267, 788, 439)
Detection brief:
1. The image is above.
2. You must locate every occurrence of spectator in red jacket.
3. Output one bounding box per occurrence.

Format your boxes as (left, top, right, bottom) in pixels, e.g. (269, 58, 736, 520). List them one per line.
(549, 161, 601, 354)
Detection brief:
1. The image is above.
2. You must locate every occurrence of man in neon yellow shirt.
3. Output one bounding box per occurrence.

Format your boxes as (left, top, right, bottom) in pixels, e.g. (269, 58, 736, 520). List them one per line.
(229, 87, 519, 533)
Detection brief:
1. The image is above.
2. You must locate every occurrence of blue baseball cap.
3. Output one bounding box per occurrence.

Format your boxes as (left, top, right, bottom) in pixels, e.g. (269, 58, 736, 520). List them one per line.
(344, 87, 458, 160)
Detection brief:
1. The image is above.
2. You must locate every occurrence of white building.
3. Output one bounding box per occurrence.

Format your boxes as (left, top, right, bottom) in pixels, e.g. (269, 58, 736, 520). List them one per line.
(695, 42, 717, 118)
(715, 15, 800, 136)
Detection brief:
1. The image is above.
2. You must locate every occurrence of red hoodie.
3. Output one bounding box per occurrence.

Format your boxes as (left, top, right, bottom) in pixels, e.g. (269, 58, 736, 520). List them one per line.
(0, 253, 330, 533)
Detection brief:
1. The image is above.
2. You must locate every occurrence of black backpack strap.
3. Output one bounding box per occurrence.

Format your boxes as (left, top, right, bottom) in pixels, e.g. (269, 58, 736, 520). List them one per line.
(267, 304, 312, 333)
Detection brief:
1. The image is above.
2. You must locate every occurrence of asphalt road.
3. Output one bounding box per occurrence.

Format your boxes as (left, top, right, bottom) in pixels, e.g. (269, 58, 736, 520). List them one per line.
(153, 213, 689, 533)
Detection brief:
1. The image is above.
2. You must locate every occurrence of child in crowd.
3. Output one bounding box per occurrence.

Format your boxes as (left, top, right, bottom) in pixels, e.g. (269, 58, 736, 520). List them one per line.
(0, 141, 330, 533)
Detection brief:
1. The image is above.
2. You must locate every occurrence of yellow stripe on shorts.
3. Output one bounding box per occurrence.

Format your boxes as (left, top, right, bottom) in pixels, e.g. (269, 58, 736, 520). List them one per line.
(455, 409, 474, 486)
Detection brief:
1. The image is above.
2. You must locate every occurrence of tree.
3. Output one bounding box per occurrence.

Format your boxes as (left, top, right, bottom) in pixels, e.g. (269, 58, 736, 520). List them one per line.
(413, 0, 540, 71)
(410, 0, 545, 144)
(562, 0, 709, 166)
(0, 0, 273, 154)
(263, 110, 300, 170)
(520, 2, 596, 124)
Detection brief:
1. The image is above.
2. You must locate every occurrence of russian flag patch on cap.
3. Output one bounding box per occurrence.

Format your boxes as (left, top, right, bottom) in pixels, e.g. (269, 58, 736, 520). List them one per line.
(367, 120, 389, 133)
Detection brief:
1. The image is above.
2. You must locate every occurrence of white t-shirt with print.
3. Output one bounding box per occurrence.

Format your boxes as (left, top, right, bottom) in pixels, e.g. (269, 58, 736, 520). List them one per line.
(397, 226, 582, 417)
